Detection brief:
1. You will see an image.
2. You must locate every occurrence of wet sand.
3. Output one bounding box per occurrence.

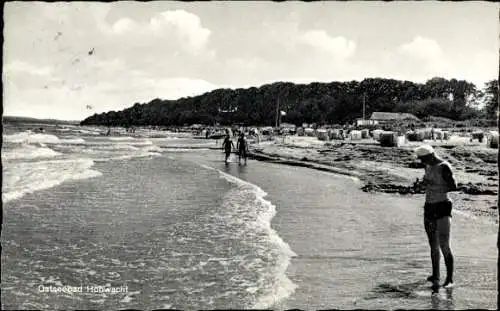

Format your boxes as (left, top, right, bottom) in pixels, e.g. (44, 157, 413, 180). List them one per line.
(248, 135, 498, 219)
(271, 177, 497, 310)
(219, 160, 497, 310)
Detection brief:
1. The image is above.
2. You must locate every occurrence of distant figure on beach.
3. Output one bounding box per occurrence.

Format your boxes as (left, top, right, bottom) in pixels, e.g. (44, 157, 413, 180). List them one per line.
(415, 144, 457, 291)
(222, 134, 235, 163)
(237, 133, 249, 164)
(250, 129, 260, 144)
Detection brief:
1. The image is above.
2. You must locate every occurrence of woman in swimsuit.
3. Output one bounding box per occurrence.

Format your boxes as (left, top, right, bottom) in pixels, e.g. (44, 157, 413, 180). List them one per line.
(415, 144, 457, 291)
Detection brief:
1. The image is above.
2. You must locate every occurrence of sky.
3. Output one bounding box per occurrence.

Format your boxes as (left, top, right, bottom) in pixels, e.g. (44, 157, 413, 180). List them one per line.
(3, 1, 499, 120)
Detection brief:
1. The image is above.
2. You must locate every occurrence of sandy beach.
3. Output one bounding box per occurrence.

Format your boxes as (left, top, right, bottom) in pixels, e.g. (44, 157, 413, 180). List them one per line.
(2, 123, 498, 310)
(248, 134, 498, 219)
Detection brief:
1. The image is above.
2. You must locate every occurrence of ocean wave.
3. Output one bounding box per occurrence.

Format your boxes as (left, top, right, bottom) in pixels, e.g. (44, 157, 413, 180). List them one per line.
(50, 142, 163, 162)
(145, 134, 180, 139)
(76, 129, 103, 136)
(144, 145, 163, 153)
(199, 165, 297, 308)
(87, 143, 161, 153)
(3, 132, 87, 147)
(2, 144, 62, 160)
(163, 148, 211, 152)
(108, 136, 135, 141)
(93, 152, 162, 162)
(2, 158, 102, 203)
(80, 144, 140, 151)
(59, 138, 86, 144)
(101, 139, 154, 146)
(4, 131, 61, 144)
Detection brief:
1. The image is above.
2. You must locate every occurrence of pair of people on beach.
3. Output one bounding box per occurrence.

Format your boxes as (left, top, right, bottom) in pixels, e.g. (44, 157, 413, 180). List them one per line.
(222, 133, 249, 164)
(415, 144, 456, 291)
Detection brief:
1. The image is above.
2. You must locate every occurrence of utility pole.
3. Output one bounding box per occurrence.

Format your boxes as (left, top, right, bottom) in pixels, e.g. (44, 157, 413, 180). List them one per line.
(363, 92, 366, 121)
(275, 95, 280, 128)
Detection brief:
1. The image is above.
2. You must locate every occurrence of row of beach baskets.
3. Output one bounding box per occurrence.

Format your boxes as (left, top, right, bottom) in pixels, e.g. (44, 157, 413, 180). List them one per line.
(405, 129, 450, 142)
(298, 127, 499, 149)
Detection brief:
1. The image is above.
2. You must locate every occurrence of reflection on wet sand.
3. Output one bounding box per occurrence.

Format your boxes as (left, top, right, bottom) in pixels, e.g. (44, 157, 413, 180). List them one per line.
(431, 288, 455, 310)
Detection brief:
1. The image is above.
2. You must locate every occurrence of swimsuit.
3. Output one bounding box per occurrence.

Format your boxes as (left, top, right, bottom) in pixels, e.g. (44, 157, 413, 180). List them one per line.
(424, 161, 453, 220)
(238, 139, 247, 157)
(424, 200, 452, 220)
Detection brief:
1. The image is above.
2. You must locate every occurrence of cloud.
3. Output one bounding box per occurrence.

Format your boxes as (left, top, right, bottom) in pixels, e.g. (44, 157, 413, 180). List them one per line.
(112, 18, 136, 34)
(398, 36, 444, 60)
(110, 10, 212, 54)
(3, 63, 221, 120)
(396, 36, 449, 72)
(140, 77, 219, 100)
(468, 50, 498, 86)
(298, 30, 356, 58)
(364, 35, 451, 82)
(155, 10, 211, 52)
(4, 3, 497, 120)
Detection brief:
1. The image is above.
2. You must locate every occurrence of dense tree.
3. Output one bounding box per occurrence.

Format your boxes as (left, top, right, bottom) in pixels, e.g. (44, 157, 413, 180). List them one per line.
(483, 79, 499, 119)
(80, 77, 489, 127)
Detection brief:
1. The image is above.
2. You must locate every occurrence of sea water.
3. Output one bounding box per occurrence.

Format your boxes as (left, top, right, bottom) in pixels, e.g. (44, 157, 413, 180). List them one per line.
(1, 123, 296, 309)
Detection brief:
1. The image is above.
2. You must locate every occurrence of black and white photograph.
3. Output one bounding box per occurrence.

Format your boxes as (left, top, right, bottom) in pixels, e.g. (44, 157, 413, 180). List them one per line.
(2, 1, 499, 310)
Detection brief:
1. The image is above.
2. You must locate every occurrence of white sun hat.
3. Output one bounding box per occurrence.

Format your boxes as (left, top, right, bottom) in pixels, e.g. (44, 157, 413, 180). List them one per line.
(415, 144, 434, 157)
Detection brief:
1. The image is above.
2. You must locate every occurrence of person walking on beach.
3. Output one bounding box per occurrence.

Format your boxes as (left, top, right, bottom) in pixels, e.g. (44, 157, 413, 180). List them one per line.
(236, 132, 249, 164)
(415, 145, 457, 291)
(222, 134, 235, 163)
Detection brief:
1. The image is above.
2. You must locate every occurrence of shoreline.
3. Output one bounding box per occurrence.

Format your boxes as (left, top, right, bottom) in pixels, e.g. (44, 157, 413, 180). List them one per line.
(248, 136, 498, 219)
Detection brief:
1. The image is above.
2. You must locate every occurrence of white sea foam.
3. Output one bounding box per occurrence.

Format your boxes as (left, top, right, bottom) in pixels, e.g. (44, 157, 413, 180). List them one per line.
(53, 141, 162, 162)
(108, 136, 135, 141)
(83, 144, 140, 151)
(2, 158, 102, 203)
(55, 127, 72, 132)
(104, 139, 154, 146)
(200, 164, 297, 307)
(3, 132, 86, 146)
(2, 144, 62, 160)
(4, 131, 61, 144)
(90, 144, 162, 162)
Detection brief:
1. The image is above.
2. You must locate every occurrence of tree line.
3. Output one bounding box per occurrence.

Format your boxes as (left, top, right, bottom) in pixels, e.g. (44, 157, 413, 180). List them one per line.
(80, 77, 498, 127)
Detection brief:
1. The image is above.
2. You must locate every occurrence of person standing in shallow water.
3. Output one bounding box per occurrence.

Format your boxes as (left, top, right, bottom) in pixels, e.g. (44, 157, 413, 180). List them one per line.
(221, 134, 235, 163)
(415, 145, 457, 291)
(236, 132, 249, 165)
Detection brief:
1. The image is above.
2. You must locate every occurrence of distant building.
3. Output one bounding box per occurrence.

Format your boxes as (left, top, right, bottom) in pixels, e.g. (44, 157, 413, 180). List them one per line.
(279, 122, 296, 129)
(369, 112, 420, 125)
(356, 119, 379, 126)
(279, 122, 296, 134)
